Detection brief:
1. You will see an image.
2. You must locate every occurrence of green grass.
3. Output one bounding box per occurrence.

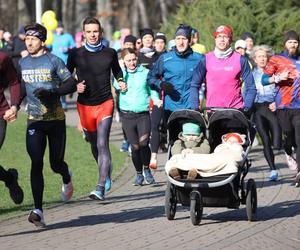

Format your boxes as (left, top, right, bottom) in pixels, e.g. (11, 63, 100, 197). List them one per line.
(0, 113, 127, 219)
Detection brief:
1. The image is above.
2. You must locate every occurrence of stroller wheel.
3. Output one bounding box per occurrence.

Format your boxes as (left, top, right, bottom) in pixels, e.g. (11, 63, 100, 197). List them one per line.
(246, 178, 257, 221)
(165, 181, 177, 220)
(190, 191, 203, 226)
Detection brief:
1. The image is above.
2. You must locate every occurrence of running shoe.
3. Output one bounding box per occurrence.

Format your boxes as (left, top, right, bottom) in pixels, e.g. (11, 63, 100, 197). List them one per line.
(105, 176, 112, 192)
(6, 168, 24, 204)
(61, 171, 73, 202)
(120, 140, 129, 152)
(89, 186, 105, 200)
(133, 174, 144, 186)
(28, 209, 46, 227)
(144, 168, 155, 184)
(269, 170, 279, 181)
(295, 172, 300, 188)
(285, 153, 297, 171)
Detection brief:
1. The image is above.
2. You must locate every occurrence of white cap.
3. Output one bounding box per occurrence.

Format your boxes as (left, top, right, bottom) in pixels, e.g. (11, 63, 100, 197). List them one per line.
(234, 39, 247, 50)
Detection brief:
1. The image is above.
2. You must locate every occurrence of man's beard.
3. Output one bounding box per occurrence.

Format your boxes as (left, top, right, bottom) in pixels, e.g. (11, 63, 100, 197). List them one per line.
(287, 47, 298, 56)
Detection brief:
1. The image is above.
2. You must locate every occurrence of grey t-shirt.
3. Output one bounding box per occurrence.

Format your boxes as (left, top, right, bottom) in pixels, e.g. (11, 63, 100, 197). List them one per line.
(20, 52, 71, 120)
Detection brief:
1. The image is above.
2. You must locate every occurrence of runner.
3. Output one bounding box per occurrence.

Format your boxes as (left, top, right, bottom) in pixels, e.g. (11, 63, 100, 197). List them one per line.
(20, 23, 75, 227)
(114, 48, 158, 185)
(67, 17, 124, 200)
(52, 21, 76, 111)
(262, 30, 300, 186)
(250, 45, 282, 181)
(190, 25, 256, 112)
(189, 25, 256, 146)
(149, 32, 168, 169)
(0, 51, 23, 204)
(148, 24, 203, 123)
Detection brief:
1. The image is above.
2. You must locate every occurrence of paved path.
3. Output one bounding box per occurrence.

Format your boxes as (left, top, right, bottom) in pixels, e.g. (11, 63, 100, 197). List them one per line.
(1, 105, 300, 249)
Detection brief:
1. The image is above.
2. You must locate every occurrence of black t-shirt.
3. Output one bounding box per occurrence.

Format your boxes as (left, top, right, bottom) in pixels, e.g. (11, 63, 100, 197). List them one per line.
(67, 46, 123, 105)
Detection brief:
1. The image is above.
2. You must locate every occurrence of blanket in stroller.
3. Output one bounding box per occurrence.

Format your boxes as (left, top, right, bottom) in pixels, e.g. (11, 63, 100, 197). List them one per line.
(165, 143, 244, 177)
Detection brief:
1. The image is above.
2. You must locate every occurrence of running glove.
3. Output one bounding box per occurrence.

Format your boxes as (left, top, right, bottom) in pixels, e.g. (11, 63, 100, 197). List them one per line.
(160, 81, 174, 95)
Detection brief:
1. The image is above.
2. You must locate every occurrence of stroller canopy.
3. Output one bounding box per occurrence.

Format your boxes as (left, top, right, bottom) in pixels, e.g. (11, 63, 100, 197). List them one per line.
(208, 109, 252, 150)
(167, 109, 207, 144)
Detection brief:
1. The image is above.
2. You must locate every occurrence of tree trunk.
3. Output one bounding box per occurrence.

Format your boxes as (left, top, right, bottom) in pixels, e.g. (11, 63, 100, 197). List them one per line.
(131, 0, 139, 36)
(0, 0, 18, 33)
(137, 0, 149, 28)
(96, 0, 113, 40)
(159, 0, 168, 24)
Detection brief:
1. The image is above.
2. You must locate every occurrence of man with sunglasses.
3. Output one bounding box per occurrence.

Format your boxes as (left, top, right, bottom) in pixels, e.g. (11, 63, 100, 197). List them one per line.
(190, 25, 256, 112)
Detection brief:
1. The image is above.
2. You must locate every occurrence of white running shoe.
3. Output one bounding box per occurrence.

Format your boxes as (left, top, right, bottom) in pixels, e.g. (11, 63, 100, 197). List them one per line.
(28, 209, 46, 227)
(61, 171, 73, 202)
(285, 153, 298, 171)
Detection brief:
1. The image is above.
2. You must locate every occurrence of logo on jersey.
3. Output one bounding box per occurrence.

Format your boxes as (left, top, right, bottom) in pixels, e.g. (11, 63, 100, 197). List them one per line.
(28, 129, 35, 135)
(59, 68, 67, 75)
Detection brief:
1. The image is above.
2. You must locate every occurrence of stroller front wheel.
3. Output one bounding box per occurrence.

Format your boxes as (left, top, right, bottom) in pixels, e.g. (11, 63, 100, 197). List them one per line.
(190, 191, 203, 225)
(165, 181, 177, 220)
(246, 178, 257, 221)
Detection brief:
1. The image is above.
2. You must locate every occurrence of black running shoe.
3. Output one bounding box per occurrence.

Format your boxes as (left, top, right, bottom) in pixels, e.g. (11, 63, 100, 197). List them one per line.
(6, 168, 24, 204)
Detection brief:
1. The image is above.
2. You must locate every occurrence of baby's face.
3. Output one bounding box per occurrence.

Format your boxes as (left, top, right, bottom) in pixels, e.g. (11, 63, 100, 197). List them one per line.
(184, 135, 198, 141)
(226, 137, 239, 144)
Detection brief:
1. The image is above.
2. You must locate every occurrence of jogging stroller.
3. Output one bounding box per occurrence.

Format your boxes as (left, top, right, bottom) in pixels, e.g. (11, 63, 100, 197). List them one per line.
(164, 109, 257, 225)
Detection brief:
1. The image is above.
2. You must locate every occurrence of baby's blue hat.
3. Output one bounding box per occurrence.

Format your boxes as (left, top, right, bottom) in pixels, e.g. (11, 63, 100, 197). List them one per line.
(182, 122, 201, 136)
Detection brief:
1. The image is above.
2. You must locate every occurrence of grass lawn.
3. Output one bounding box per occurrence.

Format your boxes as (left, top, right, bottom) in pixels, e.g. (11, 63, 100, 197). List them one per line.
(0, 113, 127, 219)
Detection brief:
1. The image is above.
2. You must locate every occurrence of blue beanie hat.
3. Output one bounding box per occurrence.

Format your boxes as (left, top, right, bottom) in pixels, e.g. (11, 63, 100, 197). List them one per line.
(241, 32, 255, 43)
(182, 122, 201, 136)
(175, 24, 192, 42)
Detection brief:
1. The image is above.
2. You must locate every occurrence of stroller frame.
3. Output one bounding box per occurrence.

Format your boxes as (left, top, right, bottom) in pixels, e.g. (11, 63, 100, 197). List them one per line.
(164, 109, 257, 225)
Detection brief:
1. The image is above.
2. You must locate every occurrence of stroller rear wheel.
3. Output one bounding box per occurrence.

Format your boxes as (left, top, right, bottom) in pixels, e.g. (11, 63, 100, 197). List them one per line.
(246, 178, 257, 221)
(165, 181, 177, 220)
(190, 191, 203, 225)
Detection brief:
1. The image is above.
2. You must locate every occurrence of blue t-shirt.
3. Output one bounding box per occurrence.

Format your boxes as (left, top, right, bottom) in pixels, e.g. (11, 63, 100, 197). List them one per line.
(19, 52, 71, 120)
(52, 32, 76, 64)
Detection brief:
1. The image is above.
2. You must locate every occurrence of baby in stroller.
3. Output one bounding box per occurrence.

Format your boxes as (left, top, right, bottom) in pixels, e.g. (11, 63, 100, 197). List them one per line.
(166, 131, 246, 180)
(169, 122, 210, 180)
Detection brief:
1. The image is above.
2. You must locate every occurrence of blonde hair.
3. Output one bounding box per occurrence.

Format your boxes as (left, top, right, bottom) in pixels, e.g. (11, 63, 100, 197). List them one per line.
(250, 44, 274, 61)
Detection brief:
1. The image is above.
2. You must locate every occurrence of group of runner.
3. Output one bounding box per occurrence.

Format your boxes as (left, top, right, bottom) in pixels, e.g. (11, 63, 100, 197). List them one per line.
(1, 17, 300, 227)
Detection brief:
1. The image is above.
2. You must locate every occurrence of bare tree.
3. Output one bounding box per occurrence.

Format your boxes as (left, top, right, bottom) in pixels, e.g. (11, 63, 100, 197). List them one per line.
(131, 0, 139, 36)
(0, 0, 18, 33)
(137, 0, 149, 28)
(96, 0, 113, 39)
(158, 0, 167, 24)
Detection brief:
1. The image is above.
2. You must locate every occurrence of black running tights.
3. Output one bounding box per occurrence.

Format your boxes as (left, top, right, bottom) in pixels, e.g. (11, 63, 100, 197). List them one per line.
(26, 120, 71, 211)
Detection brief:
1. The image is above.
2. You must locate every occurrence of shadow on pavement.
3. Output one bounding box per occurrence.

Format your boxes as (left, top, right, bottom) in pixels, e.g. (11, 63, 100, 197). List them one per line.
(197, 199, 300, 226)
(0, 204, 165, 237)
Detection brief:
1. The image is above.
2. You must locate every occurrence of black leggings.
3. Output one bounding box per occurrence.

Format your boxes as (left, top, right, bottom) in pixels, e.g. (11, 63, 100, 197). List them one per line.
(26, 120, 71, 211)
(84, 117, 113, 187)
(277, 109, 300, 171)
(150, 105, 164, 153)
(122, 112, 151, 173)
(253, 103, 282, 170)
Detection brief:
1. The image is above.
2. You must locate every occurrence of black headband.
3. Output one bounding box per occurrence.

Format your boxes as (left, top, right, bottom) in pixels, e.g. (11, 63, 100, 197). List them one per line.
(25, 30, 46, 42)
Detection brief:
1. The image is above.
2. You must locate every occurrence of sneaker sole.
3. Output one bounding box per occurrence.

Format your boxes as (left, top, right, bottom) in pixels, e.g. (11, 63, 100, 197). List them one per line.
(30, 220, 46, 228)
(144, 179, 155, 185)
(61, 192, 73, 202)
(89, 194, 105, 201)
(28, 214, 46, 228)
